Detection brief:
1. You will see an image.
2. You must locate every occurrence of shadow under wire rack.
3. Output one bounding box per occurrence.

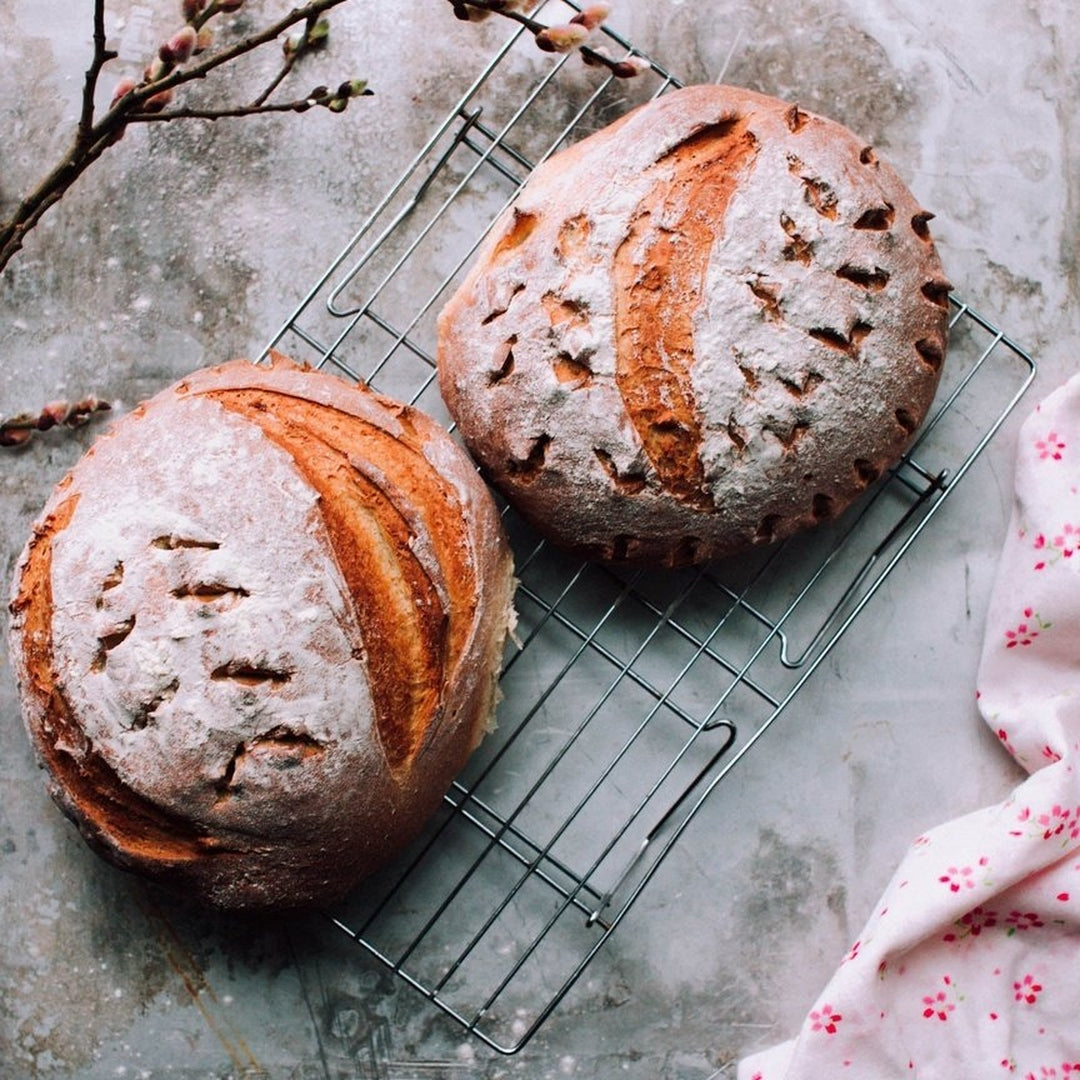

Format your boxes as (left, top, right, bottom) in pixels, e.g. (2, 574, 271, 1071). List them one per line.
(261, 1, 1037, 1056)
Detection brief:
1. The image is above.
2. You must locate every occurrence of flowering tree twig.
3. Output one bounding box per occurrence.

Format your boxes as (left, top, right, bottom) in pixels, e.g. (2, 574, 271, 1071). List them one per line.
(450, 1, 650, 78)
(0, 0, 366, 276)
(0, 398, 112, 448)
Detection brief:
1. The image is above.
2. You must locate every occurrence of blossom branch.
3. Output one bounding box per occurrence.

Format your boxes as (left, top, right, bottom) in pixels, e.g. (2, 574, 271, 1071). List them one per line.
(451, 1, 650, 78)
(0, 0, 363, 275)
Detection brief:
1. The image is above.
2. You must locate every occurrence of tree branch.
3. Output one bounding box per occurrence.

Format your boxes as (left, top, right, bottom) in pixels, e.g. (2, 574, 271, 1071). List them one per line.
(0, 0, 358, 276)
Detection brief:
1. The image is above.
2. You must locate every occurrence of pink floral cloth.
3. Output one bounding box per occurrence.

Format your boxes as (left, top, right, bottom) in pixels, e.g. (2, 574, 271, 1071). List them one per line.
(739, 374, 1080, 1080)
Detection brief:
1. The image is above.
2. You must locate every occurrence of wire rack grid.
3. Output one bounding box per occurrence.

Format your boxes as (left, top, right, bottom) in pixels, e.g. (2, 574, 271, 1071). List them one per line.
(260, 3, 1037, 1055)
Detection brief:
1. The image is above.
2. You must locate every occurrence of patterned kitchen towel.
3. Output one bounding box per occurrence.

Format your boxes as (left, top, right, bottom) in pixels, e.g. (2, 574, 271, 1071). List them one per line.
(739, 373, 1080, 1080)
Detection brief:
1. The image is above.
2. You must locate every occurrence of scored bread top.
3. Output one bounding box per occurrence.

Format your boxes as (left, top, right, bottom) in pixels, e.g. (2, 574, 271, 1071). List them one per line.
(8, 355, 516, 909)
(437, 83, 951, 566)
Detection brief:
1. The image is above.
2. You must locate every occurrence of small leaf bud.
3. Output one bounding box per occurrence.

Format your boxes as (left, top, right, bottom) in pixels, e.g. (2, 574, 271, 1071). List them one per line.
(110, 76, 138, 107)
(144, 87, 175, 112)
(181, 0, 206, 20)
(161, 25, 198, 65)
(610, 55, 650, 78)
(570, 3, 612, 31)
(535, 23, 590, 53)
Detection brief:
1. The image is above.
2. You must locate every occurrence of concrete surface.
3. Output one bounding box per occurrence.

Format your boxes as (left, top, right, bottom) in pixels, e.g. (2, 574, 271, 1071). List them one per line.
(2, 0, 1078, 1077)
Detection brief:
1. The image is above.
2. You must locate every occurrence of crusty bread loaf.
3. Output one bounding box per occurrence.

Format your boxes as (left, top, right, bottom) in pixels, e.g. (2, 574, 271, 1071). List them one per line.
(7, 354, 516, 911)
(437, 83, 951, 566)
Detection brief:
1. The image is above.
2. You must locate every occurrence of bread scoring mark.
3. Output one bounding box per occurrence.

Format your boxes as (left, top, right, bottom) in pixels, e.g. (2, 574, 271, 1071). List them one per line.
(808, 320, 873, 357)
(171, 582, 250, 604)
(755, 513, 783, 543)
(10, 493, 209, 862)
(738, 363, 760, 392)
(778, 371, 824, 398)
(130, 677, 179, 731)
(911, 211, 934, 240)
(101, 561, 124, 589)
(90, 615, 136, 673)
(507, 433, 552, 480)
(670, 536, 703, 567)
(491, 208, 539, 261)
(488, 338, 516, 385)
(921, 278, 953, 309)
(767, 420, 811, 454)
(801, 174, 839, 219)
(593, 447, 647, 494)
(204, 388, 469, 775)
(747, 276, 783, 319)
(553, 351, 594, 385)
(853, 203, 895, 230)
(211, 662, 292, 687)
(779, 212, 813, 265)
(853, 457, 882, 488)
(542, 291, 589, 330)
(915, 337, 945, 371)
(481, 281, 525, 325)
(556, 213, 591, 261)
(726, 414, 748, 453)
(151, 535, 221, 550)
(214, 727, 322, 800)
(895, 407, 918, 435)
(785, 103, 809, 134)
(835, 264, 890, 291)
(613, 113, 760, 512)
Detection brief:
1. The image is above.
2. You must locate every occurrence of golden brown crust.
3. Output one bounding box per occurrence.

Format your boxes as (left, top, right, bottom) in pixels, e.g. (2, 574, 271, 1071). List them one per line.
(437, 84, 951, 566)
(7, 355, 516, 910)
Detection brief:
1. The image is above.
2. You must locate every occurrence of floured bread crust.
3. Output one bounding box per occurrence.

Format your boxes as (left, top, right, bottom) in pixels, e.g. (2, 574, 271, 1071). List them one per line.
(7, 354, 516, 910)
(437, 83, 951, 566)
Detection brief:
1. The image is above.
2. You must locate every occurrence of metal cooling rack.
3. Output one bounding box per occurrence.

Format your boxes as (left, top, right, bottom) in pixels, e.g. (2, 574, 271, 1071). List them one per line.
(261, 2, 1037, 1055)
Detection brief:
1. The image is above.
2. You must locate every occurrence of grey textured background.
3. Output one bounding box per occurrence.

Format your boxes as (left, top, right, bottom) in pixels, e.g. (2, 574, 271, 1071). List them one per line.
(2, 1, 1077, 1077)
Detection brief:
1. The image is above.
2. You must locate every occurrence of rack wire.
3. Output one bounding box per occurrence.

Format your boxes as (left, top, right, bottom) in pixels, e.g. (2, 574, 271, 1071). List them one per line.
(262, 2, 1037, 1055)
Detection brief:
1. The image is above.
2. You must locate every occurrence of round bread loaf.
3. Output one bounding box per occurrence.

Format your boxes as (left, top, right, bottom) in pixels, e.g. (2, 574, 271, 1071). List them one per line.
(437, 83, 951, 566)
(7, 354, 516, 911)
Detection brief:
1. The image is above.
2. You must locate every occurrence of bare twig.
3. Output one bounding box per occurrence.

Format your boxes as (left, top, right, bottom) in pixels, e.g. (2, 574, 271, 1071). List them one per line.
(0, 0, 361, 275)
(452, 0, 648, 78)
(1, 397, 112, 448)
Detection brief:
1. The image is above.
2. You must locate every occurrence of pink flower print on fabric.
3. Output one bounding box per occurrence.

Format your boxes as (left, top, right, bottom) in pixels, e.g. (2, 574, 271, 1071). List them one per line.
(1005, 608, 1051, 648)
(939, 857, 989, 892)
(922, 976, 958, 1021)
(808, 1003, 842, 1035)
(1033, 525, 1080, 570)
(1014, 804, 1080, 845)
(1037, 805, 1080, 844)
(1035, 431, 1066, 460)
(1014, 973, 1043, 1005)
(1006, 909, 1046, 934)
(944, 905, 998, 942)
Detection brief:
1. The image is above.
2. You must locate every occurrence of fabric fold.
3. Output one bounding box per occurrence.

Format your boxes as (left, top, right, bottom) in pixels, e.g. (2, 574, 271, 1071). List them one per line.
(740, 373, 1080, 1080)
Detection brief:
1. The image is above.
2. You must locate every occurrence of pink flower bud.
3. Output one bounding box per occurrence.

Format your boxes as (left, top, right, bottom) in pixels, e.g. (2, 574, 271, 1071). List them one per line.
(0, 426, 32, 448)
(38, 402, 68, 430)
(161, 25, 198, 64)
(144, 87, 175, 112)
(453, 2, 490, 21)
(194, 27, 213, 53)
(535, 23, 590, 53)
(571, 3, 612, 31)
(217, 0, 244, 11)
(610, 55, 650, 78)
(181, 0, 206, 19)
(110, 76, 138, 107)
